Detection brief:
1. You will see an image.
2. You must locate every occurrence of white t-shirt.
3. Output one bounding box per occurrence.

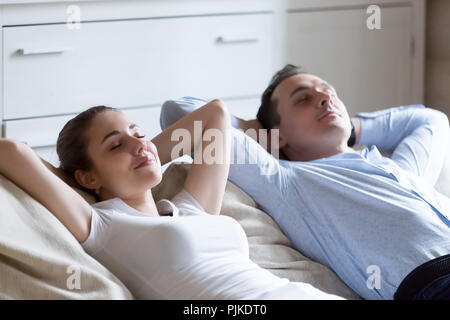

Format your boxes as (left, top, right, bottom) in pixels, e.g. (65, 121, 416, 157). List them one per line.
(82, 189, 342, 300)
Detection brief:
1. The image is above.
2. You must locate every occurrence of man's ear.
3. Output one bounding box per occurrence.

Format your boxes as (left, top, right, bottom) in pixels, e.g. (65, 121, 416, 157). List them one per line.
(74, 169, 101, 191)
(269, 125, 288, 150)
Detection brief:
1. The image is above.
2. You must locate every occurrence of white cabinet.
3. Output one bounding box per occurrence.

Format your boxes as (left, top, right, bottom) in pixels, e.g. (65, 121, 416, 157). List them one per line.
(285, 1, 424, 115)
(1, 2, 275, 159)
(3, 14, 274, 120)
(0, 0, 425, 165)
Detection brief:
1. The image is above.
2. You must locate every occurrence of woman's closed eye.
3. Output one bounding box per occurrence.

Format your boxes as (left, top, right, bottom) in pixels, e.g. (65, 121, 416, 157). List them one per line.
(109, 134, 146, 151)
(110, 143, 122, 151)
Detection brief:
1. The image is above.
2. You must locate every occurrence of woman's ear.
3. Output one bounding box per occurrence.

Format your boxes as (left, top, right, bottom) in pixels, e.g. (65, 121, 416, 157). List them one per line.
(74, 169, 101, 191)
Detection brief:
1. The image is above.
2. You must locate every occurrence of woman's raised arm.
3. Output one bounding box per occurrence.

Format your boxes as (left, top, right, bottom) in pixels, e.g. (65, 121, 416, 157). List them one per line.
(151, 99, 231, 215)
(0, 139, 92, 243)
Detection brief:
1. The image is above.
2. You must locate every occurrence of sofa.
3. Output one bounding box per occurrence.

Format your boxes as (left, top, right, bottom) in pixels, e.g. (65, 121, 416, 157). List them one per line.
(0, 134, 449, 299)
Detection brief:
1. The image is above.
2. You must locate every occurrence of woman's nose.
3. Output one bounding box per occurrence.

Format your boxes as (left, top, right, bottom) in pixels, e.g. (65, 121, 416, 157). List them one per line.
(131, 137, 146, 156)
(136, 144, 144, 155)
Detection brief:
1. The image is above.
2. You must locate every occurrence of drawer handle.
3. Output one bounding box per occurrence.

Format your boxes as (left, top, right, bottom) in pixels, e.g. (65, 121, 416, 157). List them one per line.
(19, 47, 72, 55)
(216, 36, 259, 44)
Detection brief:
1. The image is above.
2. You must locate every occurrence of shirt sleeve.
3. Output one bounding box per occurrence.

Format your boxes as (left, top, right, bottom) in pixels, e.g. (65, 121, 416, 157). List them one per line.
(80, 207, 105, 256)
(159, 96, 289, 217)
(170, 188, 209, 216)
(160, 96, 240, 131)
(355, 105, 450, 185)
(228, 128, 289, 218)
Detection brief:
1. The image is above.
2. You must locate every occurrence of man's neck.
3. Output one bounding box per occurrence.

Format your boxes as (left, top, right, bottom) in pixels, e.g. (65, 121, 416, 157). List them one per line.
(284, 142, 355, 162)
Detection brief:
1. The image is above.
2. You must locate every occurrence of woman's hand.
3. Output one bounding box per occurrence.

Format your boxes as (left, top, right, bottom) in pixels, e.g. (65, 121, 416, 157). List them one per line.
(40, 158, 79, 189)
(235, 118, 263, 143)
(152, 99, 231, 215)
(236, 118, 263, 133)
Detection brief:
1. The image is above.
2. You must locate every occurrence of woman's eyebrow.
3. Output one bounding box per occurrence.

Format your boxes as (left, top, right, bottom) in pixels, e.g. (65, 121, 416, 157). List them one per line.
(102, 123, 139, 144)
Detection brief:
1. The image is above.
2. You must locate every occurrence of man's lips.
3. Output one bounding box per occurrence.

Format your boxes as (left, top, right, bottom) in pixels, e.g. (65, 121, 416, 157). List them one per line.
(318, 110, 339, 121)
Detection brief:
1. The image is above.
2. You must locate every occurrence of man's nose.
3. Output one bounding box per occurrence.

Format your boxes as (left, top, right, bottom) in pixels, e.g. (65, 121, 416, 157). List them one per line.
(318, 91, 333, 108)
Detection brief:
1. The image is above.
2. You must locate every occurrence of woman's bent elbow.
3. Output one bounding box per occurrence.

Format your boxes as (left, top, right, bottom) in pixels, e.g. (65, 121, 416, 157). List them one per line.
(208, 99, 231, 128)
(0, 138, 23, 154)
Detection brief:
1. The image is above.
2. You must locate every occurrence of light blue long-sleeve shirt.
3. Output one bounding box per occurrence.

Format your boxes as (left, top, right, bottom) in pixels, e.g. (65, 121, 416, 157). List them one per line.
(159, 97, 450, 300)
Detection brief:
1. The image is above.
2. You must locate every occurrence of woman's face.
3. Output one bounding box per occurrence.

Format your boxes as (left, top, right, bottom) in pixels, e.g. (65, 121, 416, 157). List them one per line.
(80, 110, 162, 200)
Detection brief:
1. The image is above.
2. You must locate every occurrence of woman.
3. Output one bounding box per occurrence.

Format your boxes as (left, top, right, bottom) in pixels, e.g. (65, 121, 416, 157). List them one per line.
(0, 99, 342, 300)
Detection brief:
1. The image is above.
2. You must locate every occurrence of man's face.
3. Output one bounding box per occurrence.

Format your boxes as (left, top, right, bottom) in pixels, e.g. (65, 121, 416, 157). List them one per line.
(272, 73, 352, 156)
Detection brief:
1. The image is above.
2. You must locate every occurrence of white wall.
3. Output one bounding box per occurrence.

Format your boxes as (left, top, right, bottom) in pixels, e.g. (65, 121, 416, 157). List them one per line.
(426, 0, 450, 116)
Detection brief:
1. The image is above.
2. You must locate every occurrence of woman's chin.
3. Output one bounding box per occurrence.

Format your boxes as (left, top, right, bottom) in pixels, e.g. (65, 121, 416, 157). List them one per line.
(127, 164, 163, 190)
(143, 170, 163, 188)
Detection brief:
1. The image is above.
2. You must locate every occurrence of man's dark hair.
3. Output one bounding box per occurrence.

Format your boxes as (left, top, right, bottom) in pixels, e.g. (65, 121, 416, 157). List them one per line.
(257, 64, 308, 129)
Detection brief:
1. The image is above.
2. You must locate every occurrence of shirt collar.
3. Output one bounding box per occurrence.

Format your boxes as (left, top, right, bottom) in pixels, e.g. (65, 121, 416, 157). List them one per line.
(93, 197, 179, 217)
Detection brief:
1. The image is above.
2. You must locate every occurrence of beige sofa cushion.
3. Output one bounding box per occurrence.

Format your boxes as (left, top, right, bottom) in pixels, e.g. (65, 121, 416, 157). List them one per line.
(0, 175, 133, 300)
(1, 128, 448, 299)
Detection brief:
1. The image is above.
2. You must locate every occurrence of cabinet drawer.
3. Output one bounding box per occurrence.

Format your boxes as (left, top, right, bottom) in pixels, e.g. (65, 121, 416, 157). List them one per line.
(4, 107, 162, 148)
(4, 115, 73, 148)
(3, 13, 274, 120)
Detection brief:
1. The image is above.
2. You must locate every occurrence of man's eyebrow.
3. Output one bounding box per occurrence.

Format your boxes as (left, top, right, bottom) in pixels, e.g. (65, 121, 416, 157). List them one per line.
(101, 123, 139, 144)
(320, 82, 335, 91)
(289, 86, 309, 98)
(290, 82, 335, 99)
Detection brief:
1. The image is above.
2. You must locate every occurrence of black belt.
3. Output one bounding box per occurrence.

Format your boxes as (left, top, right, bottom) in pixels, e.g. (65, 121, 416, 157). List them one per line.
(394, 254, 450, 300)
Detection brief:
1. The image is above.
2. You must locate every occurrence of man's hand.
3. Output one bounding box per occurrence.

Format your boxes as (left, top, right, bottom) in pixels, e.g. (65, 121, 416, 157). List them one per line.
(351, 117, 362, 146)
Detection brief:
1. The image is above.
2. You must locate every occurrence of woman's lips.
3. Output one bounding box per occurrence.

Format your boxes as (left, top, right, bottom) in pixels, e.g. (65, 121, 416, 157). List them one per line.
(134, 155, 155, 169)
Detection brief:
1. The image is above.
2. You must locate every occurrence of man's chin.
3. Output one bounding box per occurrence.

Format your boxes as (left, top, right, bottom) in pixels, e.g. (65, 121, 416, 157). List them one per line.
(322, 126, 349, 145)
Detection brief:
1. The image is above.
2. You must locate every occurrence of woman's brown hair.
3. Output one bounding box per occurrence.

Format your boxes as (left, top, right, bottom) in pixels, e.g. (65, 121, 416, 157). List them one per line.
(56, 106, 119, 198)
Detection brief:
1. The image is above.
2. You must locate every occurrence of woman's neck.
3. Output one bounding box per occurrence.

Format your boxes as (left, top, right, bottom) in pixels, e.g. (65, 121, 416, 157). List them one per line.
(100, 189, 160, 217)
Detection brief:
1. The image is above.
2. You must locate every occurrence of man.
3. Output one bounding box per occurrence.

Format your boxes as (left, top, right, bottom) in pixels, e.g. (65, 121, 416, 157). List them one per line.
(160, 65, 450, 300)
